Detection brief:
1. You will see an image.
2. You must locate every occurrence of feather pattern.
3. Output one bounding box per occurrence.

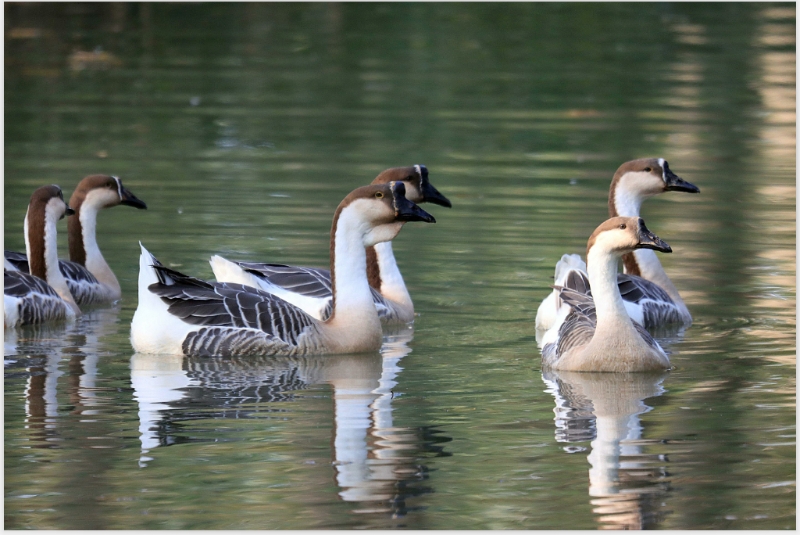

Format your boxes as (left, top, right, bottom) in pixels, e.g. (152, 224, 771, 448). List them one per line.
(542, 286, 661, 368)
(4, 269, 74, 325)
(229, 260, 394, 321)
(5, 250, 110, 307)
(147, 265, 322, 357)
(559, 267, 684, 328)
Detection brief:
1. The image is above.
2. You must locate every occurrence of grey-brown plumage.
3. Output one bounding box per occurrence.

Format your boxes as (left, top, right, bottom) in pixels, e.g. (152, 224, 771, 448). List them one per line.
(542, 286, 661, 369)
(4, 269, 74, 325)
(148, 264, 322, 357)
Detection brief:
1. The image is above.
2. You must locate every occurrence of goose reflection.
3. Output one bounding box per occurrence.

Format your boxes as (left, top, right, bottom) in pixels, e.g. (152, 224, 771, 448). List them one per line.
(543, 370, 670, 529)
(5, 306, 122, 442)
(129, 324, 450, 516)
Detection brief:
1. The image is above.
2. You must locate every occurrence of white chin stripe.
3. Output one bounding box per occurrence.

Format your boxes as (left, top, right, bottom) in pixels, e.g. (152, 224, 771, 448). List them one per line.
(113, 176, 123, 199)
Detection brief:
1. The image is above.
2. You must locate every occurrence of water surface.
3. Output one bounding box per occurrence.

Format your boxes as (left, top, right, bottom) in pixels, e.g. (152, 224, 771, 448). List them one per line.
(4, 3, 795, 529)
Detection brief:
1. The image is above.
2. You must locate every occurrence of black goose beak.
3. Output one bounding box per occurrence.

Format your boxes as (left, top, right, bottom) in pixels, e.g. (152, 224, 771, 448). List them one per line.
(120, 187, 148, 209)
(664, 164, 700, 193)
(636, 219, 671, 253)
(392, 182, 436, 223)
(62, 206, 76, 219)
(419, 166, 452, 208)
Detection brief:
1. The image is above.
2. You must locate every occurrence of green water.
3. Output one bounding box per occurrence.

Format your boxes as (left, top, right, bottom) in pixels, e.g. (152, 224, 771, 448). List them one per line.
(4, 3, 795, 529)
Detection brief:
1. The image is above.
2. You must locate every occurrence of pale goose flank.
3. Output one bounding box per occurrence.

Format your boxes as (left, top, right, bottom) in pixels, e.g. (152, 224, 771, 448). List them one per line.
(536, 158, 699, 332)
(5, 174, 147, 306)
(210, 165, 451, 323)
(130, 182, 435, 357)
(4, 185, 81, 327)
(540, 217, 672, 372)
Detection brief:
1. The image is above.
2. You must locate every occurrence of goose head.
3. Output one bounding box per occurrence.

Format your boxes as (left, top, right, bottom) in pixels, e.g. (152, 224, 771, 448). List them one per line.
(586, 216, 671, 259)
(335, 182, 436, 248)
(69, 174, 148, 212)
(29, 184, 75, 221)
(372, 164, 452, 208)
(609, 158, 699, 217)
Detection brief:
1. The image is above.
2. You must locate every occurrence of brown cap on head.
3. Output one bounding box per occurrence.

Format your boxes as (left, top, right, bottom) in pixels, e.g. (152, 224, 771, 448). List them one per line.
(69, 174, 147, 211)
(586, 216, 671, 258)
(371, 165, 451, 208)
(609, 158, 699, 216)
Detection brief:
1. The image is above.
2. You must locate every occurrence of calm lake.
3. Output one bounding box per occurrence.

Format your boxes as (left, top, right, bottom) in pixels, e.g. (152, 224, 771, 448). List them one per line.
(4, 3, 795, 530)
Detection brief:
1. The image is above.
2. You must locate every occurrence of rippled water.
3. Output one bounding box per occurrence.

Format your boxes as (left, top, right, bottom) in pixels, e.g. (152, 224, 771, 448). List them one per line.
(4, 3, 795, 530)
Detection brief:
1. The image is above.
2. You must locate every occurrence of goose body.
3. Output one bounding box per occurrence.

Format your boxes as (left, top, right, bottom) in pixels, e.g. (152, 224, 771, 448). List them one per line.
(536, 158, 699, 332)
(5, 175, 147, 307)
(131, 182, 435, 357)
(210, 165, 451, 323)
(541, 217, 672, 372)
(4, 185, 80, 327)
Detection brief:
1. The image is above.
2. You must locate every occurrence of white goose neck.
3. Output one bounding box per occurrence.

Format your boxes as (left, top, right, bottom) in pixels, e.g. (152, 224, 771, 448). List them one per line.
(329, 206, 381, 327)
(76, 193, 121, 296)
(611, 181, 645, 218)
(25, 203, 80, 314)
(372, 241, 412, 308)
(586, 246, 628, 326)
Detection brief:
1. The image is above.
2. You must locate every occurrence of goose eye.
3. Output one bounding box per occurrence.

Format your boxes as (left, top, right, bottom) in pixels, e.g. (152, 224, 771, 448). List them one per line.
(619, 223, 627, 229)
(375, 192, 384, 199)
(644, 167, 652, 172)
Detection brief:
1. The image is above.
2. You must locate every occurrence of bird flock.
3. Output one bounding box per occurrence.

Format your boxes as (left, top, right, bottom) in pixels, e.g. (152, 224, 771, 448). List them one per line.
(5, 160, 698, 372)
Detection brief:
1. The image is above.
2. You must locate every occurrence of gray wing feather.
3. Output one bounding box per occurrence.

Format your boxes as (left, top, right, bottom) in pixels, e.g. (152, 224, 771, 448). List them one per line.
(4, 269, 72, 325)
(147, 265, 319, 356)
(5, 250, 106, 306)
(617, 274, 683, 326)
(232, 260, 391, 321)
(236, 262, 333, 298)
(556, 268, 682, 328)
(542, 285, 660, 366)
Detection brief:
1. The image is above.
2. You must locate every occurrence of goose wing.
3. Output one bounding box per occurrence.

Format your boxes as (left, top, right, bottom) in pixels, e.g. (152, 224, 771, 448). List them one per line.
(4, 250, 105, 306)
(617, 274, 683, 326)
(232, 261, 389, 321)
(4, 269, 72, 325)
(558, 268, 682, 327)
(544, 285, 661, 363)
(147, 265, 319, 355)
(235, 262, 333, 298)
(4, 250, 29, 272)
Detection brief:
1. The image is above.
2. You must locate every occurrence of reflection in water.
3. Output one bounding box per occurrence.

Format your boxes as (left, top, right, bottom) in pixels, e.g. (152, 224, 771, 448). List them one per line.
(5, 307, 122, 442)
(543, 370, 670, 529)
(130, 325, 450, 517)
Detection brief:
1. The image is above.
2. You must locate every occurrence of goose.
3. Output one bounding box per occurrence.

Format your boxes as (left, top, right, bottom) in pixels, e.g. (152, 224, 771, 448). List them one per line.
(535, 158, 699, 332)
(130, 182, 435, 357)
(540, 217, 673, 372)
(5, 174, 147, 306)
(4, 185, 81, 327)
(209, 164, 451, 323)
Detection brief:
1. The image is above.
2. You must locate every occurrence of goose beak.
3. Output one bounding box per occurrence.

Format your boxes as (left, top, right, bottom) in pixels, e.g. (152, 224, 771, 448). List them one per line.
(421, 179, 452, 208)
(392, 182, 436, 223)
(120, 187, 148, 209)
(395, 196, 436, 223)
(664, 168, 700, 193)
(63, 206, 76, 218)
(636, 220, 671, 253)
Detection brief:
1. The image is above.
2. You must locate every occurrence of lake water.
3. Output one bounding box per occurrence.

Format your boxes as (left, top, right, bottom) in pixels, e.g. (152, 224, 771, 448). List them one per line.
(4, 3, 795, 530)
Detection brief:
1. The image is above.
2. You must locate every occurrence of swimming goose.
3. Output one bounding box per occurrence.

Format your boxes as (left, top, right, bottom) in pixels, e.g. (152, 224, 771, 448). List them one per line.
(540, 217, 672, 372)
(4, 185, 81, 327)
(535, 158, 698, 332)
(130, 182, 435, 357)
(5, 174, 147, 306)
(210, 165, 450, 323)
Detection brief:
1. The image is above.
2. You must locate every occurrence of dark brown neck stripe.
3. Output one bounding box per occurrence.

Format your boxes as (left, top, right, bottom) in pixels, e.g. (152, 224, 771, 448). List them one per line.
(366, 246, 381, 290)
(622, 252, 641, 277)
(67, 188, 87, 265)
(26, 206, 48, 280)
